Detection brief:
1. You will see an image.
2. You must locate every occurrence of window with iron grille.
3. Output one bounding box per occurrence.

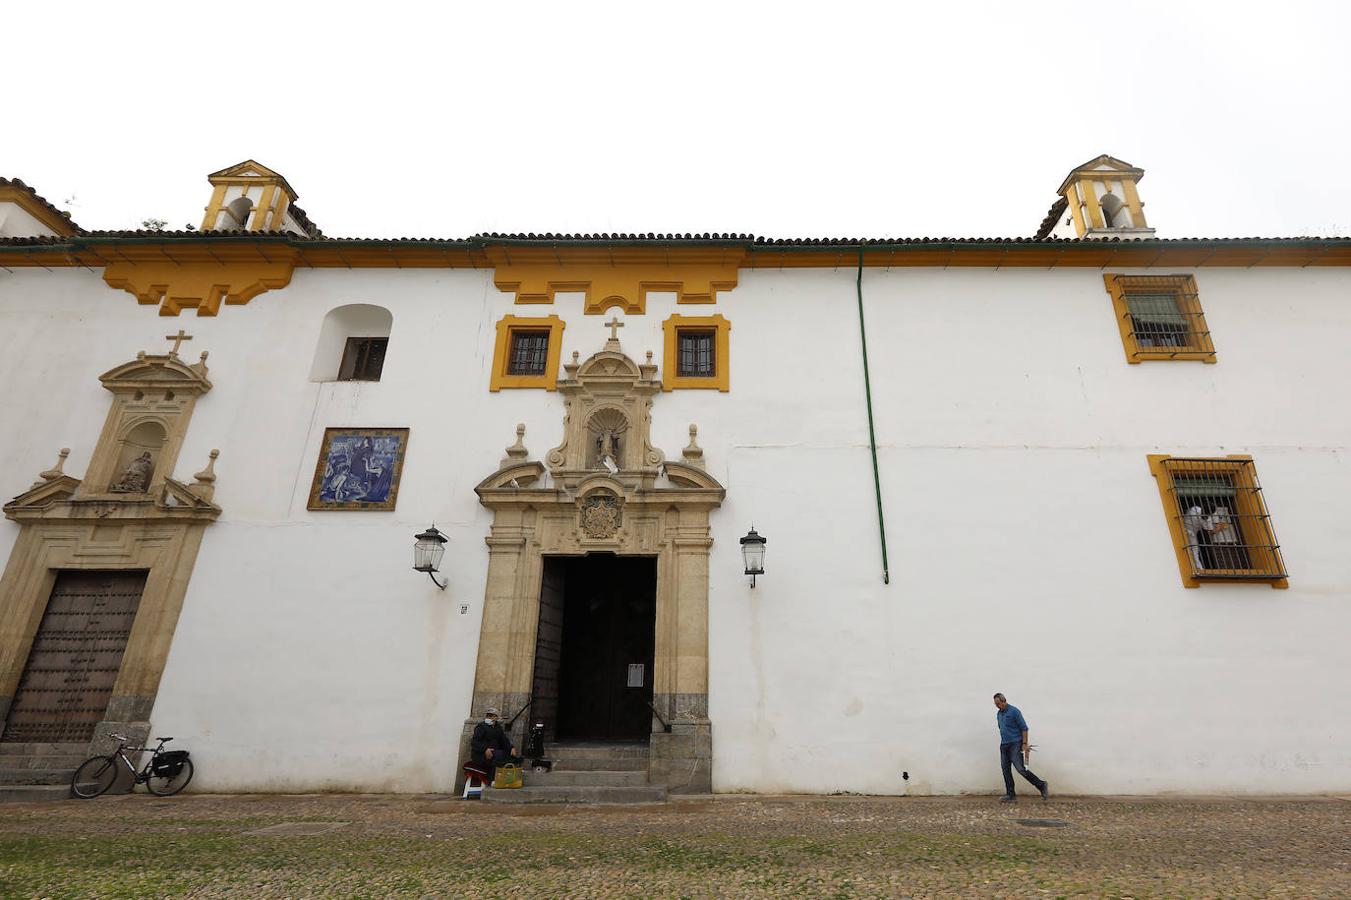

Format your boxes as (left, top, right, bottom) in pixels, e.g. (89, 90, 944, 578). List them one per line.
(1149, 456, 1286, 585)
(337, 337, 388, 381)
(507, 330, 550, 375)
(677, 330, 716, 378)
(1105, 275, 1215, 363)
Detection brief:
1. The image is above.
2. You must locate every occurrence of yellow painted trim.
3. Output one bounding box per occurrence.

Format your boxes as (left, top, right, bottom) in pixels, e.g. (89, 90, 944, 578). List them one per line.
(1147, 454, 1288, 589)
(251, 184, 276, 231)
(200, 184, 228, 231)
(103, 254, 297, 316)
(488, 246, 743, 314)
(0, 186, 80, 237)
(489, 314, 566, 391)
(1064, 183, 1086, 236)
(1082, 179, 1105, 230)
(662, 314, 730, 392)
(1122, 178, 1148, 228)
(1104, 274, 1216, 364)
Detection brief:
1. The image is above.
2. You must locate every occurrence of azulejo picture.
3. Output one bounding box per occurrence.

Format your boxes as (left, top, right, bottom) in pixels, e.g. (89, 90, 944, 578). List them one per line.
(307, 427, 409, 511)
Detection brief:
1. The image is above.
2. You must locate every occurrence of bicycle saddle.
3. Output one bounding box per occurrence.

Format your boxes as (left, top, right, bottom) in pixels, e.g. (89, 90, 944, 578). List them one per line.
(155, 736, 174, 742)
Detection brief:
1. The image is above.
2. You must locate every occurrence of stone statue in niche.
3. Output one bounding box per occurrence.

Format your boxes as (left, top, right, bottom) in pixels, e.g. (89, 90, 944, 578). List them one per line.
(109, 451, 154, 493)
(596, 429, 621, 473)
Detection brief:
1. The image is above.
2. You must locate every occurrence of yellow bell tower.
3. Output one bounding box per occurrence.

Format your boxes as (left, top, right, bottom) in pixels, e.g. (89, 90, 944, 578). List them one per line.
(200, 160, 302, 233)
(1057, 155, 1155, 239)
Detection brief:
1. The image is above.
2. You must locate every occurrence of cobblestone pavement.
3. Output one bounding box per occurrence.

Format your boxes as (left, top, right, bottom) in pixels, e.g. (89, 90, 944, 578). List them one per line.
(1, 793, 1347, 898)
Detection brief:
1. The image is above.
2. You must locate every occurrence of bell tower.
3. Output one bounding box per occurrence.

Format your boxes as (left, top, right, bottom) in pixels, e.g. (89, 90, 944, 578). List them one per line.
(200, 160, 305, 233)
(1057, 154, 1155, 239)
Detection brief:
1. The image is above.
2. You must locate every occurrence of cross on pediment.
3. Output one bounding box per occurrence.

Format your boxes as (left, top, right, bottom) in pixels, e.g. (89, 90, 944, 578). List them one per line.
(164, 329, 193, 356)
(605, 316, 624, 342)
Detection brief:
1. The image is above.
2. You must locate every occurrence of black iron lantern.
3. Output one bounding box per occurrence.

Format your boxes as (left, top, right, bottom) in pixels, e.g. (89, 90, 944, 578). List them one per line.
(413, 525, 448, 590)
(740, 526, 766, 587)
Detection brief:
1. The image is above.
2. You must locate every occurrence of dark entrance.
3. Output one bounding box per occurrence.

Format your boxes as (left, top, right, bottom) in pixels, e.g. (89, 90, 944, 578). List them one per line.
(530, 555, 656, 742)
(2, 571, 147, 743)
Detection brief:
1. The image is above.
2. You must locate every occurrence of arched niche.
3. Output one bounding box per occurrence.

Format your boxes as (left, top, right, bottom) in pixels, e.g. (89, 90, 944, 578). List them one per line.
(223, 196, 253, 229)
(108, 419, 167, 492)
(310, 304, 393, 382)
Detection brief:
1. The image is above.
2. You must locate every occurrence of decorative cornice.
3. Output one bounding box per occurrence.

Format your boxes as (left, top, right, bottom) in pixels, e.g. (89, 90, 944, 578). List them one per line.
(102, 250, 297, 316)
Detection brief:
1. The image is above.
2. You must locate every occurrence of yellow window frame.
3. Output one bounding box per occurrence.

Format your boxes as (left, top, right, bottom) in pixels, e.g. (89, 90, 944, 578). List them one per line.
(1146, 454, 1288, 589)
(489, 314, 566, 391)
(1105, 274, 1216, 364)
(662, 314, 730, 391)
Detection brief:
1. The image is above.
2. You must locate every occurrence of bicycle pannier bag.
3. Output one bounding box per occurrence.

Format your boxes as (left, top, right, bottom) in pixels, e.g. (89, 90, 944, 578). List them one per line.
(152, 750, 190, 777)
(492, 764, 523, 789)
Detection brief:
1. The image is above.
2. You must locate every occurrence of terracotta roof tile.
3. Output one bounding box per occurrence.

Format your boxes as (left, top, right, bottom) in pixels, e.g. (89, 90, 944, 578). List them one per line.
(1033, 196, 1069, 241)
(0, 177, 85, 234)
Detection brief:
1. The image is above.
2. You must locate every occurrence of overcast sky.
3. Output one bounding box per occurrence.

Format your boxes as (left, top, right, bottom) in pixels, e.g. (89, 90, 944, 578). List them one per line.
(8, 1, 1349, 239)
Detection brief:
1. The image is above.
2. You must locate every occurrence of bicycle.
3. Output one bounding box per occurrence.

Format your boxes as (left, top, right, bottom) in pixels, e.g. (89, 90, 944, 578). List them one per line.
(71, 734, 194, 799)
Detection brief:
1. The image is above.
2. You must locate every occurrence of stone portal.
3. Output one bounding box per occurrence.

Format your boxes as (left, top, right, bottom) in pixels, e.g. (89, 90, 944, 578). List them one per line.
(462, 335, 724, 793)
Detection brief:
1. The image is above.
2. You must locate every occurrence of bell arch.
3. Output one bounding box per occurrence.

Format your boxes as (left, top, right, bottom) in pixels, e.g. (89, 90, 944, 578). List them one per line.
(461, 334, 724, 793)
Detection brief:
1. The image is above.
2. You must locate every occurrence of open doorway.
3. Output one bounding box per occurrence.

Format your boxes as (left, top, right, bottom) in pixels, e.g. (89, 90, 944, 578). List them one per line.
(530, 554, 656, 743)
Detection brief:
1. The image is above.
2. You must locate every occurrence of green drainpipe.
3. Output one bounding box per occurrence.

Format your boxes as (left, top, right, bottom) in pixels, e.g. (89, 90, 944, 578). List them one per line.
(855, 246, 891, 585)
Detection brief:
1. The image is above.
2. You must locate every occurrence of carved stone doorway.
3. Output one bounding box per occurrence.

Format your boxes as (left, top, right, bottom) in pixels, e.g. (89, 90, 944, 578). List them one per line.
(460, 336, 724, 793)
(2, 571, 148, 744)
(533, 554, 657, 743)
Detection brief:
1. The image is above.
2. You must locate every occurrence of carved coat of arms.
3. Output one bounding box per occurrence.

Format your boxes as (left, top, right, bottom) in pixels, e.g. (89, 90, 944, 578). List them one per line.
(580, 493, 622, 539)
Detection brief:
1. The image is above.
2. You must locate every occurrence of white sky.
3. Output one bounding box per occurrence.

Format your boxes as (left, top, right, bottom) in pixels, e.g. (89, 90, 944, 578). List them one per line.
(7, 1, 1350, 239)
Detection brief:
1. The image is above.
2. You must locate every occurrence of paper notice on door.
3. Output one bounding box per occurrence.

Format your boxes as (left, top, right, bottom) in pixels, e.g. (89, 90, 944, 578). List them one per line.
(627, 663, 645, 687)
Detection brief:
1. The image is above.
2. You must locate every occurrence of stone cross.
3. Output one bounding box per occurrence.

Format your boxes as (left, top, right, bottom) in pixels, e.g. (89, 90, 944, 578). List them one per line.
(605, 316, 624, 341)
(164, 329, 193, 356)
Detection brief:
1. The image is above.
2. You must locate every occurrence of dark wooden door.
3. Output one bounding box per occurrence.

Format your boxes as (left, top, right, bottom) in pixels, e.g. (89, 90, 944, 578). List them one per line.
(555, 556, 656, 741)
(1, 571, 147, 743)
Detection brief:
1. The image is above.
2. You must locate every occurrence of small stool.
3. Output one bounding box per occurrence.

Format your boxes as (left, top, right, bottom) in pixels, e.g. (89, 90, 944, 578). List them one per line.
(462, 764, 490, 799)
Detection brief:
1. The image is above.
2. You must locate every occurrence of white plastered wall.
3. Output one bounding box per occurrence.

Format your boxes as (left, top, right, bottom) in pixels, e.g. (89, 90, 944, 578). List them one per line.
(0, 262, 1347, 794)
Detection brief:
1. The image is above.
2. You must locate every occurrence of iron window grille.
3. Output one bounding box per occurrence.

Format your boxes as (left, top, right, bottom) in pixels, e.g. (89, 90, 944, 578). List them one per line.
(507, 330, 550, 375)
(1106, 275, 1215, 363)
(338, 337, 388, 381)
(1159, 457, 1285, 580)
(677, 330, 716, 378)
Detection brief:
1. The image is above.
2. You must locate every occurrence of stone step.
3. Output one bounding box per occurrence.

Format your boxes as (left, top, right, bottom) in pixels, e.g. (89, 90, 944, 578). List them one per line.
(0, 785, 71, 803)
(0, 742, 86, 757)
(529, 770, 648, 787)
(482, 784, 666, 805)
(8, 754, 87, 770)
(549, 755, 648, 772)
(0, 768, 76, 786)
(547, 743, 651, 760)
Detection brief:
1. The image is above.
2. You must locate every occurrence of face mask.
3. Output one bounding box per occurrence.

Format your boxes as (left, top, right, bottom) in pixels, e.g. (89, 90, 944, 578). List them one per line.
(485, 718, 497, 726)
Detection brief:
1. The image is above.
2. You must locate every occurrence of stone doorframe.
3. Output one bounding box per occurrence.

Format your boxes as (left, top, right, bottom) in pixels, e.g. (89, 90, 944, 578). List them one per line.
(0, 348, 221, 756)
(459, 338, 724, 793)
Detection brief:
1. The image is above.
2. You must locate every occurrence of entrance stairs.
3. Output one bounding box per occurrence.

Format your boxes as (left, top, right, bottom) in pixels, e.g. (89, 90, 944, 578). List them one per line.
(0, 742, 84, 802)
(483, 742, 666, 805)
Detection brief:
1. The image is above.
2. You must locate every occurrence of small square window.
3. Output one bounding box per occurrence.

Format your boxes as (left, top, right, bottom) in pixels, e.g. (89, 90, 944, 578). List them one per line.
(1105, 275, 1215, 363)
(1148, 455, 1287, 587)
(507, 330, 550, 376)
(490, 315, 566, 391)
(677, 330, 716, 378)
(337, 337, 388, 381)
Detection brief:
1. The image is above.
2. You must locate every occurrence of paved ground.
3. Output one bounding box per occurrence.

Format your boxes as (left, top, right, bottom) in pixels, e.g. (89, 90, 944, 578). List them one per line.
(0, 793, 1347, 898)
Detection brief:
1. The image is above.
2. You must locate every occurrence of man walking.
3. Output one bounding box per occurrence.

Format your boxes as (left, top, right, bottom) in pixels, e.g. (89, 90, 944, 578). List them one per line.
(993, 692, 1049, 802)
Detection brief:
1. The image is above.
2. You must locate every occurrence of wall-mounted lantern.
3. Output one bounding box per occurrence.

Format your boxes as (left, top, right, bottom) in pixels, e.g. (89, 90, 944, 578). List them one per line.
(740, 526, 766, 587)
(413, 525, 448, 590)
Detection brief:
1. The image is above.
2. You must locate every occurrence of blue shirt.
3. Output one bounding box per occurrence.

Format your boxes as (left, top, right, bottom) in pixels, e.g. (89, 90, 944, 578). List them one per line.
(997, 705, 1028, 743)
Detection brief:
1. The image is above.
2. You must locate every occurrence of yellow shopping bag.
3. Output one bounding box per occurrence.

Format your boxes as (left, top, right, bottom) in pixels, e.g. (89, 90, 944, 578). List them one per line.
(492, 764, 524, 789)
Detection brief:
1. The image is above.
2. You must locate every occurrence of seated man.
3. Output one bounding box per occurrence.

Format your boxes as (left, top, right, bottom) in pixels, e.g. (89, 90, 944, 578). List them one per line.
(470, 707, 521, 779)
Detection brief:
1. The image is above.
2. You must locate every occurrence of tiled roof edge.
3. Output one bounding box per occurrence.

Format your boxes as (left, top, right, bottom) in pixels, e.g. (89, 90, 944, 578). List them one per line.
(0, 177, 85, 234)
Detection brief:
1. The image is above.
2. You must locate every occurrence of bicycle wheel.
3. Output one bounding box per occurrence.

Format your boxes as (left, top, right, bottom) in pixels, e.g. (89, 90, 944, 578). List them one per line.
(71, 756, 119, 799)
(145, 757, 194, 796)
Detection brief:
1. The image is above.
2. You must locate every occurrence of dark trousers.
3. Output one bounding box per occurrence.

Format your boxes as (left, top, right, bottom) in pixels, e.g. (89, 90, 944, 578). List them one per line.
(475, 753, 522, 781)
(1000, 741, 1045, 796)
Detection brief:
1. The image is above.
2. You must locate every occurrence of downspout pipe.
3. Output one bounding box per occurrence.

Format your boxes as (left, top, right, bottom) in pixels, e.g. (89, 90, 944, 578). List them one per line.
(855, 246, 891, 585)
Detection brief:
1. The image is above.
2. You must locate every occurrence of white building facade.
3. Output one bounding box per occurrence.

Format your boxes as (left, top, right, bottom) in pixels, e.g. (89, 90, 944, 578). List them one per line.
(0, 158, 1347, 796)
